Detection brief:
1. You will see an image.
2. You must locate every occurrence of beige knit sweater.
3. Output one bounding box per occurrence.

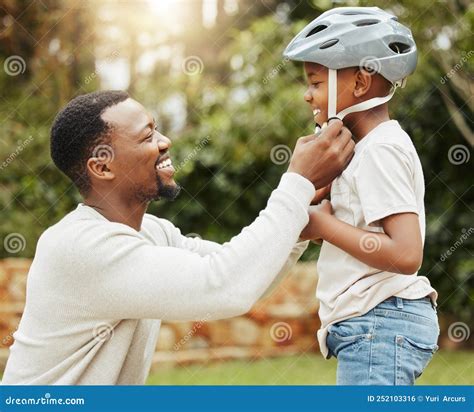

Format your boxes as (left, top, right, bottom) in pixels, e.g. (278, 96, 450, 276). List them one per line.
(2, 172, 314, 384)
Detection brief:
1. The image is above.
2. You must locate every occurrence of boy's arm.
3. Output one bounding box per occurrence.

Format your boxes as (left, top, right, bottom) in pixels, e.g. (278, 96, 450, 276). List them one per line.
(312, 183, 331, 205)
(302, 142, 424, 274)
(300, 200, 423, 275)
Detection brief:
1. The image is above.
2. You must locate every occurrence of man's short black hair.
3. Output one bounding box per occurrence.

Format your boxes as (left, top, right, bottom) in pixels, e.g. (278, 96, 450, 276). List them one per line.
(50, 90, 129, 195)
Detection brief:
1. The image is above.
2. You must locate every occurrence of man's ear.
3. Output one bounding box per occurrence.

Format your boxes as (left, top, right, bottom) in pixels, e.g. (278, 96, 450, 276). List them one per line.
(86, 157, 115, 181)
(353, 68, 373, 98)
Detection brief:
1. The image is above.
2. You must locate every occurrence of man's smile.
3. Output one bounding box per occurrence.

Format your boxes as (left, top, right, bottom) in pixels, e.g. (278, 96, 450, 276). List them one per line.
(155, 155, 175, 175)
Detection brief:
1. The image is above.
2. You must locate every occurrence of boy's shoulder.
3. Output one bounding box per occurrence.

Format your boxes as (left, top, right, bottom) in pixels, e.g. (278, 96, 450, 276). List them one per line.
(363, 120, 415, 152)
(346, 120, 421, 178)
(352, 120, 419, 167)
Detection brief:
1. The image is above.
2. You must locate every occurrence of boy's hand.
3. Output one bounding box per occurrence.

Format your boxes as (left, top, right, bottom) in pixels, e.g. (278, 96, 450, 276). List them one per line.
(300, 199, 333, 241)
(311, 183, 331, 205)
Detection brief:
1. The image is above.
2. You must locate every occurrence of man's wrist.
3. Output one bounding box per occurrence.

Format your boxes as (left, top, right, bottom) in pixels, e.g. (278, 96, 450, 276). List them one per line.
(280, 172, 316, 205)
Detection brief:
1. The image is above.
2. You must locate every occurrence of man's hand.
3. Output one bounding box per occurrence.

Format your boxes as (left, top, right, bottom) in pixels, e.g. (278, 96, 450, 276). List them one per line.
(299, 199, 333, 241)
(287, 119, 354, 189)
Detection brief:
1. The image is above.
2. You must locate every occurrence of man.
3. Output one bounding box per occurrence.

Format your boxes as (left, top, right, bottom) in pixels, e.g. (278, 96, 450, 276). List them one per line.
(2, 90, 354, 384)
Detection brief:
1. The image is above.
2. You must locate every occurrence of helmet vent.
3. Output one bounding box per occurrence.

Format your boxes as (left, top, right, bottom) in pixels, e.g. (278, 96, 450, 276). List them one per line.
(354, 19, 380, 27)
(319, 39, 339, 49)
(306, 25, 328, 37)
(389, 42, 411, 54)
(341, 11, 371, 15)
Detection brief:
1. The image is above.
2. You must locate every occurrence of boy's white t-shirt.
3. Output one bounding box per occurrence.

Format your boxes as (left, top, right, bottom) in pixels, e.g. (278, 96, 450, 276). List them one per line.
(316, 120, 438, 359)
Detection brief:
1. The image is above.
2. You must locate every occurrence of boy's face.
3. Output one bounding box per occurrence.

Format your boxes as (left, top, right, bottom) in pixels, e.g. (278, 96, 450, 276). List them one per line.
(303, 62, 358, 125)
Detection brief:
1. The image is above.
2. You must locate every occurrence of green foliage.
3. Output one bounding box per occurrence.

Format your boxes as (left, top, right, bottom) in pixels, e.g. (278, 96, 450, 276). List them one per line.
(147, 17, 312, 243)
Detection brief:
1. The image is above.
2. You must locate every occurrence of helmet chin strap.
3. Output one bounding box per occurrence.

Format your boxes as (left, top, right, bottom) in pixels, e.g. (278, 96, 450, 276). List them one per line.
(315, 68, 398, 134)
(327, 68, 338, 120)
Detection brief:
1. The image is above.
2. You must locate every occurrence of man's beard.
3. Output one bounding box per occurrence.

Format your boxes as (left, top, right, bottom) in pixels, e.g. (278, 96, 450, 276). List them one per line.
(136, 175, 181, 202)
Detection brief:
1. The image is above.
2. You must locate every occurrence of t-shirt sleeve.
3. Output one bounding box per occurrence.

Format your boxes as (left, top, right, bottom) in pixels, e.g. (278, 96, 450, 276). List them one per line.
(354, 143, 418, 226)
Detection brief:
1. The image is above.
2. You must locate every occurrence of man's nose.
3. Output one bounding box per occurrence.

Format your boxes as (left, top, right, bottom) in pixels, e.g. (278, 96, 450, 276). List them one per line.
(304, 89, 312, 103)
(157, 134, 171, 151)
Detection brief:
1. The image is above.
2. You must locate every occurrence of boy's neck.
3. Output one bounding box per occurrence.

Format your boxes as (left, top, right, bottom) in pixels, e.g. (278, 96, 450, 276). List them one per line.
(343, 104, 390, 143)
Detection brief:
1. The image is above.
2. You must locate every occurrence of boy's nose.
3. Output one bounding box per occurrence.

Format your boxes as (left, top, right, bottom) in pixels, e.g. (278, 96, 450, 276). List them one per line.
(304, 89, 312, 103)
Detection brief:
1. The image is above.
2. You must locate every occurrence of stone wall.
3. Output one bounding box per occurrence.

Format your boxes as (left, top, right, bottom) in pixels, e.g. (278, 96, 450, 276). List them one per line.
(0, 259, 27, 349)
(1, 258, 464, 372)
(0, 258, 321, 371)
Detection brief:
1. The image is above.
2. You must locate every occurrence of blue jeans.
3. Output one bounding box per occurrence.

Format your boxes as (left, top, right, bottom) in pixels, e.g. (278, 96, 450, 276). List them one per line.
(326, 296, 439, 385)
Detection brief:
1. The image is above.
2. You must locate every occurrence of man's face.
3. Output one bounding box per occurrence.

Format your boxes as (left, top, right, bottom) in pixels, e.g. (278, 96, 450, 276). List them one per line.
(303, 62, 357, 125)
(96, 98, 180, 202)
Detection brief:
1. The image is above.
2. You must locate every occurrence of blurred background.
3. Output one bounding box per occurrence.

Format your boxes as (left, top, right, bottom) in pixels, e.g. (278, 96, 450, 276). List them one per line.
(0, 0, 472, 384)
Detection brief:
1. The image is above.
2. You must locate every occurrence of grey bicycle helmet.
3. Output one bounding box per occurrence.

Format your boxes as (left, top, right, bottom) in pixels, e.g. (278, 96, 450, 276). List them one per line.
(283, 6, 417, 84)
(283, 7, 417, 132)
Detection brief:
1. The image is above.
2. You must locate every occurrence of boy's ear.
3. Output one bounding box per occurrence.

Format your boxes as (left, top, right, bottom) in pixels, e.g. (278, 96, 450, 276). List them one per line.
(353, 69, 373, 98)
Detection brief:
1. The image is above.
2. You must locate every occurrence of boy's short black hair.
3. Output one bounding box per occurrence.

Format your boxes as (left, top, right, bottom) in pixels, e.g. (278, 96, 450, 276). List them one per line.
(50, 90, 129, 195)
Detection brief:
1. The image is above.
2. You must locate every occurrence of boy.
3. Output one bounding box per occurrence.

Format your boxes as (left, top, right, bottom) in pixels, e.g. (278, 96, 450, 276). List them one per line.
(284, 7, 439, 385)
